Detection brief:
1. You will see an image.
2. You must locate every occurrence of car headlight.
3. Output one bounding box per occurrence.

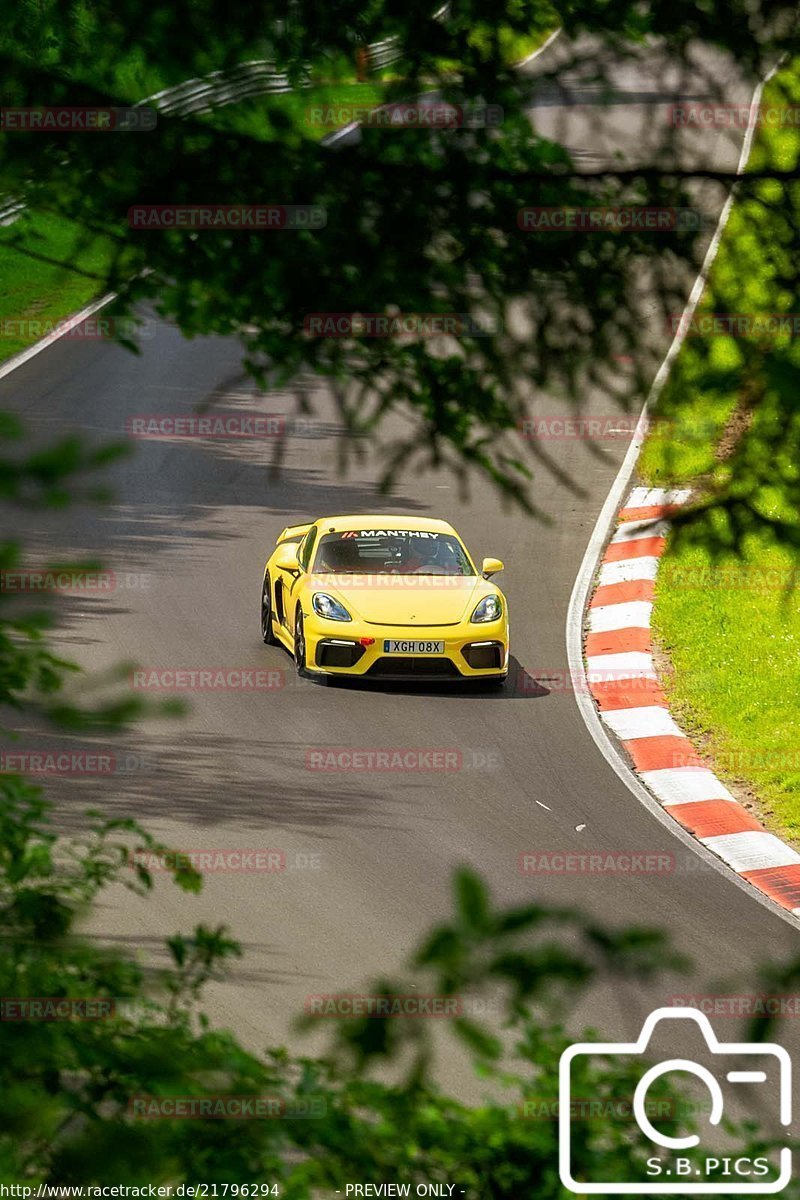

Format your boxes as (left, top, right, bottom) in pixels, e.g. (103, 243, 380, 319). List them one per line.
(312, 592, 352, 622)
(471, 594, 502, 623)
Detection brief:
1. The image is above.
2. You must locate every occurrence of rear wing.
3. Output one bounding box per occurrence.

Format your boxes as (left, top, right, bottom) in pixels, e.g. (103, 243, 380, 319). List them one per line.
(277, 522, 312, 544)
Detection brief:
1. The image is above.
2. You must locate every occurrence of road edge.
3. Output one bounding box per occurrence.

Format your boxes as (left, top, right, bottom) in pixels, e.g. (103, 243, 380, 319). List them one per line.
(323, 27, 562, 146)
(563, 62, 800, 930)
(587, 489, 800, 920)
(0, 293, 117, 383)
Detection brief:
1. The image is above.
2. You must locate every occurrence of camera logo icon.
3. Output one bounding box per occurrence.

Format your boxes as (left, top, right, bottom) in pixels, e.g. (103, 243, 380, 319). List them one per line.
(559, 1007, 791, 1194)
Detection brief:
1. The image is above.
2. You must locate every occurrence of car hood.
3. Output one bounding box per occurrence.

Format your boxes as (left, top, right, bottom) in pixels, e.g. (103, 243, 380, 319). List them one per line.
(306, 575, 497, 625)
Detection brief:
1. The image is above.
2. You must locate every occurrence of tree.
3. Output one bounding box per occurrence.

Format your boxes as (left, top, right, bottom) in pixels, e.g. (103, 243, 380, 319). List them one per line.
(0, 762, 794, 1187)
(0, 421, 791, 1185)
(0, 0, 798, 529)
(0, 412, 791, 1179)
(1, 1, 800, 1185)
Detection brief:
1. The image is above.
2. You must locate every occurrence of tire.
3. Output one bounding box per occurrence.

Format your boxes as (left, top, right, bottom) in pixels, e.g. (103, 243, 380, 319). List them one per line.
(260, 572, 278, 645)
(294, 609, 307, 674)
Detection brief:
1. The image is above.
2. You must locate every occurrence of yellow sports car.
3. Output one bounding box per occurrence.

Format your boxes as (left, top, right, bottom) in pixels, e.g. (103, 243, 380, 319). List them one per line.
(260, 516, 508, 683)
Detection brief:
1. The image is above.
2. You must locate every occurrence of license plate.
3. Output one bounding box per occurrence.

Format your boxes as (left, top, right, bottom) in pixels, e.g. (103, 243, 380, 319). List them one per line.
(383, 639, 445, 654)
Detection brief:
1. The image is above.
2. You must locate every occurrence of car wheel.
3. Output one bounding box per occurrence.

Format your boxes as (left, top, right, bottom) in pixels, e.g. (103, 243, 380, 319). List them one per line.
(261, 572, 278, 645)
(294, 609, 307, 674)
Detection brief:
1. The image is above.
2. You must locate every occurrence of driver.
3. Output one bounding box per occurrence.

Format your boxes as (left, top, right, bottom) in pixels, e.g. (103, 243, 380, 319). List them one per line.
(402, 536, 451, 574)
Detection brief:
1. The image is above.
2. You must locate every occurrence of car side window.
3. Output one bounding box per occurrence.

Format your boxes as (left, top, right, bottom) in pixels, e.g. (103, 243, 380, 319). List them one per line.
(299, 525, 317, 571)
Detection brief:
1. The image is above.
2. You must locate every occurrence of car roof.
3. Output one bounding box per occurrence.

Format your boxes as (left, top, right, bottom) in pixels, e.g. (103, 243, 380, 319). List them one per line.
(314, 515, 457, 534)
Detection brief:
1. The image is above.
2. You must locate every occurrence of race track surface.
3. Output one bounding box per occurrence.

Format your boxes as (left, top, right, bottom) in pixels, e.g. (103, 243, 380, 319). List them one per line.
(4, 34, 797, 1102)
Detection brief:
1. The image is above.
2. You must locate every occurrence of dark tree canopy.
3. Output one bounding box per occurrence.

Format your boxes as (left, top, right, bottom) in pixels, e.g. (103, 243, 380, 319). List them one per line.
(0, 0, 797, 532)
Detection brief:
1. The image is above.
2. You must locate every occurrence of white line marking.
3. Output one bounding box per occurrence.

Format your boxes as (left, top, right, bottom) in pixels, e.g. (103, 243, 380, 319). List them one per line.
(597, 557, 660, 585)
(601, 706, 682, 740)
(585, 652, 656, 677)
(611, 519, 670, 543)
(514, 27, 562, 67)
(563, 63, 799, 926)
(701, 831, 800, 873)
(641, 767, 737, 806)
(326, 28, 564, 148)
(0, 293, 117, 383)
(588, 600, 652, 632)
(624, 486, 691, 509)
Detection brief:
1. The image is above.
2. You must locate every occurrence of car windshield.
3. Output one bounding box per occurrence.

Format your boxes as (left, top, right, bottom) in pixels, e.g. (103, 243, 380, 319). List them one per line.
(311, 530, 474, 576)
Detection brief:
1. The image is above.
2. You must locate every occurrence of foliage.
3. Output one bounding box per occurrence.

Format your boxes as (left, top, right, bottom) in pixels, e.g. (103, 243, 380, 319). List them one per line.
(0, 1, 798, 522)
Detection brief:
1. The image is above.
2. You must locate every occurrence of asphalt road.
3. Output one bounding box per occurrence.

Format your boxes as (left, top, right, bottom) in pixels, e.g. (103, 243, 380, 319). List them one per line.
(4, 32, 799, 1114)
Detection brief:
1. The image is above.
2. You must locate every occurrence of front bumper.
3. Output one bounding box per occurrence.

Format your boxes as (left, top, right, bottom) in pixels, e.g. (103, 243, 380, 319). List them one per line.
(304, 616, 509, 680)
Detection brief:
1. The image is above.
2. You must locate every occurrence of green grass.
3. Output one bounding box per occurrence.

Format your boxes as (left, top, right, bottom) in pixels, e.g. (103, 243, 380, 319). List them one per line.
(641, 60, 800, 838)
(0, 23, 558, 354)
(213, 27, 557, 141)
(639, 67, 800, 485)
(0, 211, 118, 361)
(496, 25, 556, 64)
(654, 541, 800, 840)
(220, 79, 389, 142)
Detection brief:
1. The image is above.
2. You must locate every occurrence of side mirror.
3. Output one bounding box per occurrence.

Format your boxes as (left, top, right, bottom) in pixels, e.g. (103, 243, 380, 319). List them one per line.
(274, 543, 301, 572)
(481, 557, 504, 578)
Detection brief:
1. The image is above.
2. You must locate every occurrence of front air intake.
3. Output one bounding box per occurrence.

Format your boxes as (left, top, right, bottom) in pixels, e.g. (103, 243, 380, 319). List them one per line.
(461, 642, 504, 671)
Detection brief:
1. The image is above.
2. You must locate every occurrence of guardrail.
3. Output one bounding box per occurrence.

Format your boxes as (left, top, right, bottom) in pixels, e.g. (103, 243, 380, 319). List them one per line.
(144, 33, 414, 118)
(0, 4, 449, 221)
(0, 48, 385, 223)
(145, 62, 308, 114)
(0, 200, 25, 226)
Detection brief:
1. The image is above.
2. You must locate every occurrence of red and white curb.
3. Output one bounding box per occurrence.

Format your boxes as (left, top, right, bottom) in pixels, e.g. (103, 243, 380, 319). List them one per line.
(586, 485, 800, 918)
